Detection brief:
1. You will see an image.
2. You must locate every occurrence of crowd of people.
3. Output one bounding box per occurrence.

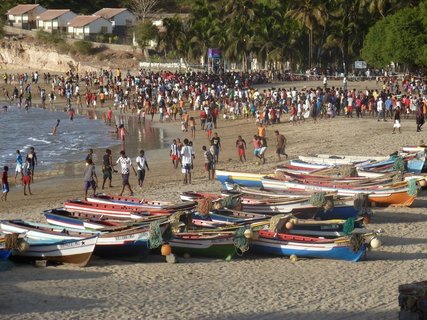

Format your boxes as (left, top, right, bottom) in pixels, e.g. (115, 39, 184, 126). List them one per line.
(2, 68, 427, 199)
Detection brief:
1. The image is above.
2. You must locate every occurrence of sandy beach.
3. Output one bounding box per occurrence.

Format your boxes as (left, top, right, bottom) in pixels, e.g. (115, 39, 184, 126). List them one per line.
(1, 79, 426, 319)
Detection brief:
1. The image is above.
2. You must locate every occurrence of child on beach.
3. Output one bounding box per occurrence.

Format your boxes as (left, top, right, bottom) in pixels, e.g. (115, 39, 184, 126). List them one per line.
(14, 150, 23, 185)
(202, 146, 215, 180)
(206, 120, 213, 140)
(22, 158, 32, 196)
(1, 166, 9, 201)
(236, 135, 247, 163)
(189, 117, 196, 139)
(83, 158, 98, 200)
(170, 139, 179, 169)
(52, 119, 60, 135)
(116, 150, 137, 196)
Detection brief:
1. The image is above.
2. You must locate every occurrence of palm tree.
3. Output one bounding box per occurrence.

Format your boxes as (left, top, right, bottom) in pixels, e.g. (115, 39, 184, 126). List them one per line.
(286, 0, 327, 68)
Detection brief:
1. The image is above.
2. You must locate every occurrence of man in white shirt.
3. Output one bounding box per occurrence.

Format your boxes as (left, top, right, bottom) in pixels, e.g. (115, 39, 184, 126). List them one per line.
(181, 138, 195, 184)
(136, 149, 149, 188)
(377, 97, 385, 122)
(116, 150, 137, 196)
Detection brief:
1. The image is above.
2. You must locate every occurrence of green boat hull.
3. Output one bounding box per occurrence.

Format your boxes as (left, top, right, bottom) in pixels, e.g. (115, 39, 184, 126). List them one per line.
(170, 238, 236, 260)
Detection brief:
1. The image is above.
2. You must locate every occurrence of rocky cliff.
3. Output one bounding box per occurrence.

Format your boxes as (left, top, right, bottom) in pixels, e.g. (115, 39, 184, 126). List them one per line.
(0, 40, 98, 73)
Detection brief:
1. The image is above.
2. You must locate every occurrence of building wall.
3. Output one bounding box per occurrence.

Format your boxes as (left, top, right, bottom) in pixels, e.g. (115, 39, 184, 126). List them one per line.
(111, 11, 136, 27)
(57, 12, 77, 27)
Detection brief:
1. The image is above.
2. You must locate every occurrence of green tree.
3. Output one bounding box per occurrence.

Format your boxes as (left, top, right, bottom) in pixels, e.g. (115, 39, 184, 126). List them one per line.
(134, 20, 158, 57)
(286, 0, 327, 68)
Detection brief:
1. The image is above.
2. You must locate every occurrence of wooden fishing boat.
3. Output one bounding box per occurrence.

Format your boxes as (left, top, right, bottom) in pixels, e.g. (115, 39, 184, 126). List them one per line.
(299, 155, 384, 166)
(43, 208, 163, 230)
(169, 232, 238, 260)
(1, 219, 169, 259)
(261, 177, 417, 206)
(215, 169, 265, 188)
(87, 193, 196, 211)
(10, 235, 98, 267)
(63, 200, 171, 219)
(248, 216, 368, 262)
(250, 231, 366, 262)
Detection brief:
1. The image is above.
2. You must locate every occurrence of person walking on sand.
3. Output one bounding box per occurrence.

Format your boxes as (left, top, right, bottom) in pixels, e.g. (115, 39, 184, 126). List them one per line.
(416, 107, 425, 132)
(1, 166, 9, 201)
(181, 138, 194, 185)
(83, 158, 98, 201)
(14, 150, 23, 185)
(26, 147, 37, 182)
(392, 107, 401, 134)
(236, 135, 247, 163)
(136, 149, 149, 188)
(275, 130, 288, 161)
(116, 150, 137, 196)
(22, 158, 33, 196)
(170, 139, 179, 169)
(212, 132, 221, 162)
(102, 149, 115, 189)
(202, 145, 215, 180)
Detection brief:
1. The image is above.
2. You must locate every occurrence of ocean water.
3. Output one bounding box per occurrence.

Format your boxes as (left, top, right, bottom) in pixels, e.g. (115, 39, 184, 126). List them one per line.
(0, 105, 168, 169)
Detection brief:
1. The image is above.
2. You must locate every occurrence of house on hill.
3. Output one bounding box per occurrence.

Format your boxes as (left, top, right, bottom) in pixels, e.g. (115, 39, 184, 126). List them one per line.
(6, 4, 46, 30)
(67, 15, 112, 40)
(93, 8, 136, 36)
(37, 10, 77, 33)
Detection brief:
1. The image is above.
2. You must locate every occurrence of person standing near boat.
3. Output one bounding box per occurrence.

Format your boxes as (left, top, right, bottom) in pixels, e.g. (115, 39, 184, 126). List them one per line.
(136, 149, 149, 188)
(236, 135, 247, 163)
(275, 130, 288, 161)
(181, 138, 194, 185)
(212, 132, 221, 162)
(116, 150, 137, 196)
(22, 158, 33, 196)
(14, 150, 23, 185)
(416, 107, 425, 132)
(26, 147, 37, 182)
(101, 149, 114, 189)
(83, 158, 98, 201)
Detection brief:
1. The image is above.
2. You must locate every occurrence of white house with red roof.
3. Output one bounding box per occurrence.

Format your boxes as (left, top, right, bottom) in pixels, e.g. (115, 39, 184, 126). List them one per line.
(36, 9, 77, 33)
(7, 4, 46, 29)
(93, 8, 136, 35)
(67, 15, 112, 40)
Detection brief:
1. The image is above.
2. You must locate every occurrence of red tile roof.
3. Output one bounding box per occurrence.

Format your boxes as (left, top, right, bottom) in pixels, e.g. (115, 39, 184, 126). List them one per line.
(68, 15, 101, 27)
(7, 4, 40, 15)
(37, 9, 71, 21)
(93, 8, 128, 20)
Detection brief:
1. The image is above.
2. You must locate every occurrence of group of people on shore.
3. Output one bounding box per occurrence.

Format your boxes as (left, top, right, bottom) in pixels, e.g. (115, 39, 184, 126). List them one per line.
(2, 147, 37, 201)
(83, 148, 149, 200)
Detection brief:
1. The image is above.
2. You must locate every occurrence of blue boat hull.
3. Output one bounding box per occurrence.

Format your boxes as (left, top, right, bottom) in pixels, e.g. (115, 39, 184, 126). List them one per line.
(0, 249, 11, 261)
(250, 239, 366, 262)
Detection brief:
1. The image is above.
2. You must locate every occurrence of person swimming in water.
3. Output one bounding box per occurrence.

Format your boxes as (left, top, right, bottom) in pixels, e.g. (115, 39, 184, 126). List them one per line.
(52, 119, 60, 135)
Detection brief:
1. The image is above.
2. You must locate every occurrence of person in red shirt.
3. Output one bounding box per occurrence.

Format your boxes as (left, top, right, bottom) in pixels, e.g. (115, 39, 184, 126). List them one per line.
(236, 136, 247, 163)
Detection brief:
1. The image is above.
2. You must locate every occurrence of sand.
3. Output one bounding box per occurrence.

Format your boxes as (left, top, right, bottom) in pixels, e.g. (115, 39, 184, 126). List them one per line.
(0, 79, 426, 319)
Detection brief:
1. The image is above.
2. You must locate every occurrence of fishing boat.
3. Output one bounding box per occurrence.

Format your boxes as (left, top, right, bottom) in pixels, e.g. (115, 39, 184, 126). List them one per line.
(261, 177, 417, 206)
(298, 155, 385, 166)
(215, 169, 265, 188)
(248, 216, 369, 262)
(169, 231, 240, 260)
(87, 193, 196, 211)
(10, 235, 98, 267)
(63, 199, 171, 219)
(1, 219, 169, 259)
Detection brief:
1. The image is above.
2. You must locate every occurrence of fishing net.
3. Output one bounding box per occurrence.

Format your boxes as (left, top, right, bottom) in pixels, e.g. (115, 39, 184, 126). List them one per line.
(338, 165, 358, 177)
(197, 198, 213, 215)
(233, 227, 249, 254)
(4, 234, 18, 250)
(148, 220, 163, 249)
(353, 193, 369, 215)
(169, 211, 191, 232)
(393, 157, 405, 172)
(343, 217, 355, 235)
(407, 179, 418, 197)
(349, 234, 365, 252)
(268, 214, 288, 232)
(309, 192, 327, 207)
(392, 171, 404, 183)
